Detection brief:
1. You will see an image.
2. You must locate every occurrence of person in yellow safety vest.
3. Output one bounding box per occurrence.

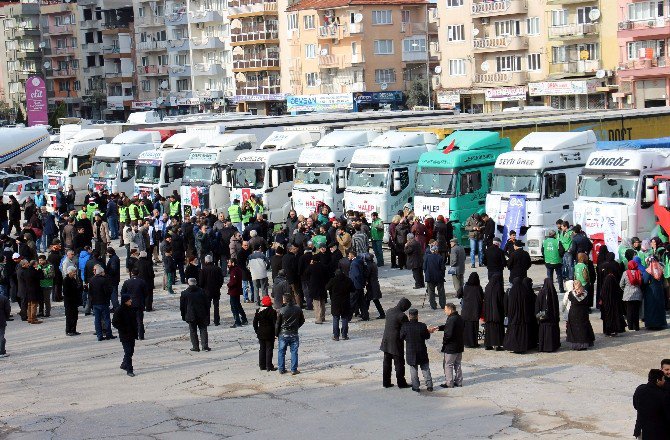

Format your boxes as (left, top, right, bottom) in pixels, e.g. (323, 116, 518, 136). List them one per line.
(118, 201, 129, 246)
(228, 199, 243, 233)
(129, 201, 140, 223)
(85, 201, 99, 219)
(242, 198, 255, 225)
(77, 206, 88, 220)
(168, 195, 181, 221)
(138, 200, 150, 219)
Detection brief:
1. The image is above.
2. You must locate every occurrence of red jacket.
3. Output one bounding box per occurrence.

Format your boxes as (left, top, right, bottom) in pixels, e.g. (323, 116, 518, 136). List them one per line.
(227, 265, 243, 297)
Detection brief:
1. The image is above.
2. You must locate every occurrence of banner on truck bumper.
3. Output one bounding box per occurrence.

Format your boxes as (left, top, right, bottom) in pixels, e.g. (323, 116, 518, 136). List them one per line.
(502, 194, 526, 245)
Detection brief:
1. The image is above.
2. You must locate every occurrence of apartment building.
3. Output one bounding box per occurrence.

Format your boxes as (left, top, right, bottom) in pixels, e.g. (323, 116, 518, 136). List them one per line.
(616, 0, 670, 108)
(282, 0, 438, 112)
(0, 1, 42, 113)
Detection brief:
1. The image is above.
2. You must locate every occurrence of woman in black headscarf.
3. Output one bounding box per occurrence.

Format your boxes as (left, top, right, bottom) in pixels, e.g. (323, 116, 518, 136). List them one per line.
(600, 272, 626, 336)
(483, 273, 505, 351)
(523, 277, 539, 349)
(535, 278, 561, 352)
(563, 279, 595, 350)
(504, 277, 531, 353)
(457, 272, 484, 348)
(595, 244, 609, 309)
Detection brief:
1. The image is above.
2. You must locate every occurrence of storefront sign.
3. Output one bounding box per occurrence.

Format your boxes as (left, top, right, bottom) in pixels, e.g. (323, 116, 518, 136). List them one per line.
(26, 76, 48, 126)
(131, 101, 154, 110)
(107, 101, 125, 110)
(353, 91, 403, 104)
(485, 87, 527, 102)
(286, 93, 353, 113)
(230, 93, 288, 104)
(529, 79, 601, 96)
(436, 91, 460, 105)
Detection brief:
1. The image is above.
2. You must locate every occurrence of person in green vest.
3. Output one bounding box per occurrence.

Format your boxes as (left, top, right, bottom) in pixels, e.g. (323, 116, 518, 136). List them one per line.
(168, 195, 181, 221)
(542, 230, 565, 293)
(242, 196, 255, 225)
(557, 221, 574, 280)
(85, 200, 99, 219)
(574, 252, 591, 293)
(118, 200, 129, 246)
(311, 225, 327, 250)
(370, 211, 385, 267)
(77, 206, 88, 220)
(228, 199, 243, 233)
(138, 200, 150, 220)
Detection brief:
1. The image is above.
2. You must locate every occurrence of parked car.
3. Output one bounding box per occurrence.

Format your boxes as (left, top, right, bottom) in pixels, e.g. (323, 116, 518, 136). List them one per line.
(2, 178, 42, 204)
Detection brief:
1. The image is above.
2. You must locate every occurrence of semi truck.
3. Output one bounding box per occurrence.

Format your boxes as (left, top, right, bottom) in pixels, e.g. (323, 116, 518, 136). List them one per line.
(343, 130, 438, 227)
(486, 131, 597, 257)
(292, 129, 380, 217)
(89, 130, 162, 195)
(229, 131, 316, 223)
(0, 126, 50, 168)
(414, 130, 511, 247)
(134, 133, 201, 198)
(42, 125, 106, 208)
(180, 133, 257, 218)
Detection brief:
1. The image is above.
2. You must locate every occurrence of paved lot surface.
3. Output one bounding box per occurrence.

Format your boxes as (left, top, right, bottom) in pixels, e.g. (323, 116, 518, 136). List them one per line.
(1, 248, 668, 439)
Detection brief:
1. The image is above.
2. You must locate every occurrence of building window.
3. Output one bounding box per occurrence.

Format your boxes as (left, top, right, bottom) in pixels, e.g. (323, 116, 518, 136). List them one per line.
(628, 40, 665, 59)
(447, 25, 464, 42)
(403, 38, 426, 52)
(303, 15, 315, 30)
(372, 10, 392, 25)
(305, 44, 316, 59)
(374, 68, 396, 83)
(287, 13, 298, 31)
(527, 53, 541, 71)
(496, 55, 522, 72)
(551, 10, 568, 27)
(552, 46, 567, 63)
(628, 1, 663, 21)
(305, 72, 318, 87)
(448, 59, 466, 76)
(176, 79, 189, 92)
(141, 80, 151, 91)
(447, 0, 463, 7)
(577, 6, 594, 24)
(374, 39, 394, 54)
(526, 17, 540, 35)
(495, 20, 521, 37)
(141, 56, 149, 66)
(73, 81, 80, 91)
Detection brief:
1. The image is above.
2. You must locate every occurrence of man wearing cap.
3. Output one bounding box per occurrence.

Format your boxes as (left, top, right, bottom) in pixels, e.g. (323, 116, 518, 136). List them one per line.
(484, 237, 507, 281)
(180, 278, 211, 351)
(112, 294, 138, 377)
(542, 230, 565, 293)
(507, 240, 531, 283)
(449, 238, 466, 292)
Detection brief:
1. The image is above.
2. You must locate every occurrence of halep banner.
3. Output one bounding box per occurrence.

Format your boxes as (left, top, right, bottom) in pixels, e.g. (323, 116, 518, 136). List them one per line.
(26, 76, 48, 126)
(502, 194, 526, 245)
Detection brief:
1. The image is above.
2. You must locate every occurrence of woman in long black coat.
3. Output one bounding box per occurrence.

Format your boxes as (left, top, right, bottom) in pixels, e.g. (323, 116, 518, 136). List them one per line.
(563, 280, 595, 350)
(458, 272, 483, 348)
(535, 278, 560, 352)
(595, 245, 609, 307)
(523, 278, 539, 349)
(600, 273, 626, 336)
(483, 273, 505, 350)
(504, 277, 531, 353)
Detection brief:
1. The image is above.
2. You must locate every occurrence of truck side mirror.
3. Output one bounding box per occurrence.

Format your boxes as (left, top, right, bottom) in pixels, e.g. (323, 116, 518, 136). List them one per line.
(659, 181, 670, 208)
(270, 169, 280, 188)
(121, 162, 129, 180)
(72, 157, 79, 173)
(222, 168, 230, 187)
(392, 170, 402, 193)
(644, 177, 655, 204)
(337, 168, 346, 192)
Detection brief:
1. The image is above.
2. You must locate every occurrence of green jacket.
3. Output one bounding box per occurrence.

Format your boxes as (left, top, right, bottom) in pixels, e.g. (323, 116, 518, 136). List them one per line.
(228, 204, 242, 223)
(119, 206, 128, 222)
(542, 237, 562, 265)
(169, 201, 180, 217)
(557, 230, 572, 255)
(574, 262, 590, 287)
(39, 264, 54, 288)
(371, 219, 384, 241)
(312, 234, 327, 249)
(86, 202, 98, 219)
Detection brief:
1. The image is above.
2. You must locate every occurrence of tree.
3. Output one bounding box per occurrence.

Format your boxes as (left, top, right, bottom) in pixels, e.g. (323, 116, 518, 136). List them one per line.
(405, 78, 429, 109)
(48, 102, 67, 128)
(15, 106, 25, 124)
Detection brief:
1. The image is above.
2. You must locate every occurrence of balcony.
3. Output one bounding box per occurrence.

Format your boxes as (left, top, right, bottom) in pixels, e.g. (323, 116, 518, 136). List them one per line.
(473, 71, 528, 86)
(231, 25, 279, 44)
(549, 59, 601, 77)
(618, 18, 670, 39)
(16, 50, 41, 59)
(136, 16, 165, 27)
(6, 27, 41, 38)
(473, 36, 528, 52)
(546, 0, 597, 3)
(169, 65, 192, 76)
(9, 70, 34, 82)
(228, 0, 278, 17)
(192, 63, 225, 76)
(137, 40, 169, 52)
(165, 12, 188, 26)
(168, 39, 191, 52)
(471, 0, 527, 17)
(45, 24, 75, 36)
(548, 22, 599, 40)
(48, 68, 78, 78)
(400, 22, 434, 35)
(233, 55, 280, 71)
(102, 22, 131, 34)
(402, 50, 429, 63)
(350, 82, 366, 92)
(194, 89, 225, 99)
(189, 10, 223, 23)
(351, 53, 365, 64)
(137, 65, 170, 75)
(81, 42, 102, 53)
(191, 36, 226, 50)
(318, 54, 352, 69)
(83, 66, 104, 76)
(318, 24, 350, 40)
(78, 0, 97, 6)
(49, 46, 76, 56)
(80, 19, 100, 30)
(618, 56, 670, 78)
(236, 78, 281, 96)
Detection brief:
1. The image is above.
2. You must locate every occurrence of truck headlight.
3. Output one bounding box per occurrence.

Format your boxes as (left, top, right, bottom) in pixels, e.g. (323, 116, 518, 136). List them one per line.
(527, 239, 540, 248)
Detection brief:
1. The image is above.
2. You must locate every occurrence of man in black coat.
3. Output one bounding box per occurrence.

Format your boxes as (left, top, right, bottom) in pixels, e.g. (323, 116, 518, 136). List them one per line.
(437, 303, 464, 388)
(180, 278, 211, 352)
(135, 251, 155, 311)
(112, 295, 138, 377)
(481, 213, 496, 263)
(281, 245, 301, 306)
(569, 225, 593, 258)
(89, 265, 115, 341)
(326, 269, 354, 340)
(484, 237, 507, 280)
(271, 270, 291, 311)
(400, 309, 434, 392)
(379, 297, 412, 389)
(633, 369, 670, 440)
(199, 255, 224, 326)
(105, 247, 121, 311)
(507, 240, 531, 283)
(120, 268, 148, 340)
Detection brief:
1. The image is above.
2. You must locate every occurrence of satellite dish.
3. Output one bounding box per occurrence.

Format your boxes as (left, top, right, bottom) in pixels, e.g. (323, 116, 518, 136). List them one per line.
(43, 61, 51, 69)
(160, 80, 168, 89)
(480, 61, 489, 72)
(20, 22, 27, 27)
(64, 0, 71, 3)
(320, 49, 328, 56)
(39, 42, 46, 48)
(595, 69, 606, 79)
(232, 46, 244, 55)
(230, 19, 242, 29)
(589, 8, 600, 21)
(472, 28, 480, 36)
(434, 66, 442, 74)
(380, 82, 388, 90)
(315, 78, 322, 86)
(156, 97, 164, 104)
(353, 13, 363, 23)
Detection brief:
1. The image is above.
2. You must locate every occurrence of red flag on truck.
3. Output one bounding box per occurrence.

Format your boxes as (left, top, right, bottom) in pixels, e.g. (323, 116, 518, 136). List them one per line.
(442, 139, 455, 154)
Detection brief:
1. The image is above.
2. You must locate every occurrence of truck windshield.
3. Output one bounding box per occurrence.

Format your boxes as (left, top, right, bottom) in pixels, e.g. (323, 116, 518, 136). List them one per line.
(295, 168, 332, 186)
(577, 175, 638, 199)
(91, 159, 118, 179)
(347, 168, 387, 188)
(232, 166, 265, 189)
(415, 172, 456, 196)
(44, 157, 68, 173)
(183, 165, 213, 185)
(135, 164, 161, 184)
(492, 172, 541, 194)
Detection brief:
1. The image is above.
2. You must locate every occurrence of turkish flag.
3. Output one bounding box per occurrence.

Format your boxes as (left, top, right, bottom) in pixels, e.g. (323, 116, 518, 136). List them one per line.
(190, 187, 199, 207)
(241, 188, 251, 204)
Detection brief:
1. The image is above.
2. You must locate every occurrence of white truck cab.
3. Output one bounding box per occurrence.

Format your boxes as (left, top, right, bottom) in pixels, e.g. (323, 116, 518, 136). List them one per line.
(90, 130, 162, 195)
(292, 130, 380, 217)
(229, 131, 316, 223)
(486, 130, 597, 257)
(343, 130, 438, 225)
(180, 133, 257, 218)
(43, 125, 106, 208)
(134, 132, 201, 198)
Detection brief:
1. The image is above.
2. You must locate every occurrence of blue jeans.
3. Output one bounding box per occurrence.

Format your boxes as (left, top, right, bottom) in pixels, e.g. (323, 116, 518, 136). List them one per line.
(110, 285, 119, 310)
(234, 222, 244, 233)
(562, 253, 574, 280)
(332, 315, 349, 338)
(242, 280, 253, 302)
(546, 264, 565, 293)
(37, 234, 47, 252)
(372, 240, 384, 266)
(229, 295, 247, 325)
(93, 304, 113, 340)
(0, 219, 8, 236)
(108, 216, 119, 240)
(469, 238, 483, 266)
(277, 333, 300, 373)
